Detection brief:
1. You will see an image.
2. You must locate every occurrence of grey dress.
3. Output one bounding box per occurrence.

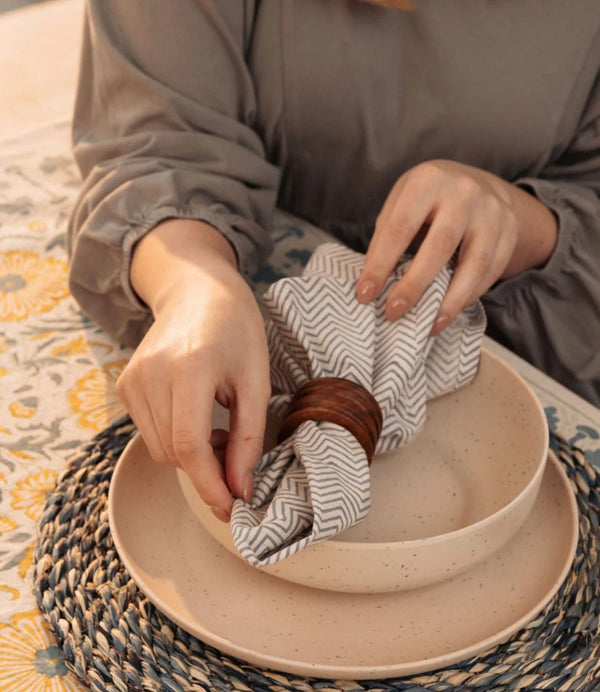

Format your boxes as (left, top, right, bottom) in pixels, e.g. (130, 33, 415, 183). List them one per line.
(67, 0, 600, 405)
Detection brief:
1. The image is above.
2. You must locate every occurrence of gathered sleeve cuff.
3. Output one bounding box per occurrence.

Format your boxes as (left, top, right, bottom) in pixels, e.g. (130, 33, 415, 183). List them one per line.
(67, 0, 280, 346)
(483, 176, 600, 404)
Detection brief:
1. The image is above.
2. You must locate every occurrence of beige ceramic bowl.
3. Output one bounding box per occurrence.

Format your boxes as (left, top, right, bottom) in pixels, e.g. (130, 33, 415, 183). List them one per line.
(178, 348, 549, 593)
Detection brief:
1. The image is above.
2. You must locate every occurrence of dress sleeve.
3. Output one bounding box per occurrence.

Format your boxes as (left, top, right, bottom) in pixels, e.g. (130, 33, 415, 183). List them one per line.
(482, 68, 600, 406)
(67, 0, 280, 346)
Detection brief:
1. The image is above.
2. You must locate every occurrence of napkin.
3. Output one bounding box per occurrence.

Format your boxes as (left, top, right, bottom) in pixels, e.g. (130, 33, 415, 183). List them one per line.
(231, 243, 486, 567)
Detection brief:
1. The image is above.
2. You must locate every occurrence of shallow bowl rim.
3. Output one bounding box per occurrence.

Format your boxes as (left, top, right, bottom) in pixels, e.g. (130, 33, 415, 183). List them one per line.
(314, 347, 549, 552)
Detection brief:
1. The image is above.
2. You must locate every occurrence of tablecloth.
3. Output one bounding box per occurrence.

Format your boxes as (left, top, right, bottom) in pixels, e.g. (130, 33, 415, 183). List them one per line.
(1, 118, 599, 691)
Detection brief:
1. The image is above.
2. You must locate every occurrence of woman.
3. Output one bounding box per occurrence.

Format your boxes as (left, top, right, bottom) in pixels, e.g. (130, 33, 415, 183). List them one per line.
(67, 0, 600, 520)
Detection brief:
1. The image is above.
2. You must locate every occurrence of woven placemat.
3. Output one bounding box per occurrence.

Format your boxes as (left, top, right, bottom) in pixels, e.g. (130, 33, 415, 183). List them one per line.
(34, 417, 600, 692)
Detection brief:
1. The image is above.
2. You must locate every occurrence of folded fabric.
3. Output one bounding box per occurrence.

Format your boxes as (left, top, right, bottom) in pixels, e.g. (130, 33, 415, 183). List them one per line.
(231, 243, 486, 567)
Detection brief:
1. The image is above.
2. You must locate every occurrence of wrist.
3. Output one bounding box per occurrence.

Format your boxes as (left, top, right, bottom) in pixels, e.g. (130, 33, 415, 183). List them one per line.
(131, 219, 239, 313)
(501, 181, 558, 278)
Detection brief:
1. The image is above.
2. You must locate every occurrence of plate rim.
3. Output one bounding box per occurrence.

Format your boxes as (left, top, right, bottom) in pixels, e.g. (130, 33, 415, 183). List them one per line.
(108, 436, 578, 680)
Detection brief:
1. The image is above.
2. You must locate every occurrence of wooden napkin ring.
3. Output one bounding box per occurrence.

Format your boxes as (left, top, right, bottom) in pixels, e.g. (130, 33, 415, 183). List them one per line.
(277, 377, 383, 465)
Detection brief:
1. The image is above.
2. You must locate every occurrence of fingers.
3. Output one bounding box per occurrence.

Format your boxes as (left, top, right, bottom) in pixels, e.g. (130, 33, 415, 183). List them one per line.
(225, 376, 271, 504)
(116, 381, 173, 467)
(431, 221, 515, 335)
(117, 353, 237, 521)
(140, 375, 178, 466)
(357, 160, 520, 332)
(384, 202, 468, 321)
(357, 176, 437, 303)
(171, 367, 234, 518)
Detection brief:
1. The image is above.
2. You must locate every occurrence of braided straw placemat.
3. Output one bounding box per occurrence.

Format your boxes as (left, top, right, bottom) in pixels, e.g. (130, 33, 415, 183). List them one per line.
(34, 417, 600, 692)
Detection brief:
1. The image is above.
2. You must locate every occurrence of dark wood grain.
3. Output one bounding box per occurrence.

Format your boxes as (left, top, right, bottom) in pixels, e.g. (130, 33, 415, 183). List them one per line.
(277, 377, 383, 464)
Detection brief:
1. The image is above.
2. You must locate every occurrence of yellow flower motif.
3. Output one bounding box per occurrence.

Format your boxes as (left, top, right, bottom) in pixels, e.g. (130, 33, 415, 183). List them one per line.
(69, 360, 127, 431)
(0, 427, 11, 436)
(8, 402, 34, 419)
(27, 220, 47, 232)
(0, 251, 68, 322)
(18, 544, 34, 579)
(31, 330, 56, 341)
(0, 336, 8, 353)
(0, 609, 78, 691)
(9, 449, 34, 461)
(0, 367, 7, 377)
(50, 335, 89, 358)
(11, 470, 57, 521)
(0, 516, 17, 535)
(0, 585, 20, 601)
(9, 401, 36, 419)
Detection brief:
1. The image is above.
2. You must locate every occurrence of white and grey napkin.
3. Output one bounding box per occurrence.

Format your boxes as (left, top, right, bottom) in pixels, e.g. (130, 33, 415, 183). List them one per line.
(231, 243, 485, 567)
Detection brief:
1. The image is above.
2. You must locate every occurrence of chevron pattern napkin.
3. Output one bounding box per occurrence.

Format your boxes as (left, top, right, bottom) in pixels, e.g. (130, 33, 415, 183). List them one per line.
(231, 243, 486, 567)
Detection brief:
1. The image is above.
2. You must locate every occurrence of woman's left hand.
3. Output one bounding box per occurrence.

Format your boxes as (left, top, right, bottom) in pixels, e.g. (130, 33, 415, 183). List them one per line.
(356, 159, 557, 334)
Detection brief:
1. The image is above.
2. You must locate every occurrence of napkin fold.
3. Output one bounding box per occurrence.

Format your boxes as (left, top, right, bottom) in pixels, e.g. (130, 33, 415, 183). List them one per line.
(231, 243, 486, 567)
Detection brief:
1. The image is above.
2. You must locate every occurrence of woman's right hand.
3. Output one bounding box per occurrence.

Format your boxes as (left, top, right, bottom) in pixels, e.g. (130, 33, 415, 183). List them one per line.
(116, 219, 271, 521)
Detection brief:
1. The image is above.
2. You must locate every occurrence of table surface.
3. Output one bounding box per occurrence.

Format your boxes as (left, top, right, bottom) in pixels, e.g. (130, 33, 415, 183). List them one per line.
(0, 1, 598, 690)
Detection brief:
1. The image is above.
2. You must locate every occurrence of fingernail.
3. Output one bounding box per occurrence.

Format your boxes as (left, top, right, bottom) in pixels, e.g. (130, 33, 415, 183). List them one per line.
(210, 506, 231, 523)
(387, 297, 408, 320)
(356, 280, 376, 303)
(242, 472, 254, 503)
(431, 314, 449, 335)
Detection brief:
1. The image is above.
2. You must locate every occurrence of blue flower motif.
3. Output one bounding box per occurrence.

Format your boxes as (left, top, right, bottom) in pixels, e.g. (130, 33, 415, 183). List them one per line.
(285, 248, 312, 267)
(254, 265, 286, 285)
(585, 448, 600, 469)
(33, 645, 68, 677)
(545, 406, 559, 434)
(569, 424, 600, 449)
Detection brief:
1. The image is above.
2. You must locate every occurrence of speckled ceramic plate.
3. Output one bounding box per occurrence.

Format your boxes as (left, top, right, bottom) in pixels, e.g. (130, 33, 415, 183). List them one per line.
(108, 439, 577, 679)
(178, 349, 550, 594)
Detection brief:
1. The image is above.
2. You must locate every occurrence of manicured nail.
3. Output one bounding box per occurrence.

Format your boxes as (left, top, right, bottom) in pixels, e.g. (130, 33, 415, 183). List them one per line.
(356, 280, 376, 303)
(210, 506, 231, 523)
(242, 472, 254, 504)
(432, 314, 449, 334)
(387, 297, 408, 321)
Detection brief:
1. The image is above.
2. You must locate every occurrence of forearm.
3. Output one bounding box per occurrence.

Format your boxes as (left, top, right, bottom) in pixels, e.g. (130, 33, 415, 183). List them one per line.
(131, 219, 239, 314)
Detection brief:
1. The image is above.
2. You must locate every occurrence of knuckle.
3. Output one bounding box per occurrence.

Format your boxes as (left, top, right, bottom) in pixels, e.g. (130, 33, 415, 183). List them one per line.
(144, 438, 169, 466)
(363, 261, 389, 280)
(238, 379, 271, 406)
(171, 350, 204, 381)
(140, 349, 169, 374)
(455, 176, 480, 200)
(129, 351, 165, 385)
(238, 358, 271, 391)
(503, 206, 519, 232)
(471, 249, 494, 275)
(172, 431, 203, 460)
(163, 443, 180, 465)
(484, 195, 503, 217)
(412, 160, 440, 182)
(115, 372, 127, 396)
(388, 213, 415, 239)
(151, 451, 171, 466)
(395, 279, 422, 306)
(170, 354, 189, 380)
(115, 370, 134, 403)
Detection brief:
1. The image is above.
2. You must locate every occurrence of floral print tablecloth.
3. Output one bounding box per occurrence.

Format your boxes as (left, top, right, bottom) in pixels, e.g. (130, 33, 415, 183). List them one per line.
(0, 120, 598, 692)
